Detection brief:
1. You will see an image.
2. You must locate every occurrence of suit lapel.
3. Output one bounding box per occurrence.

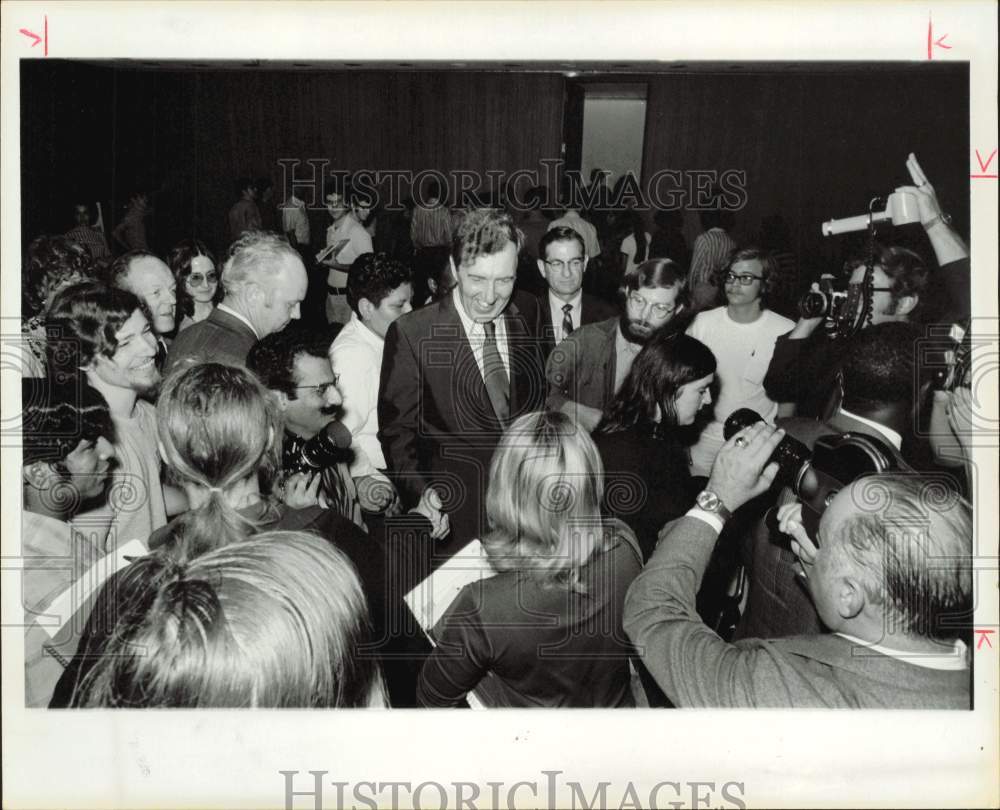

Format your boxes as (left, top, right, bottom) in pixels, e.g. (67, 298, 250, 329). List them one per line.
(436, 294, 500, 432)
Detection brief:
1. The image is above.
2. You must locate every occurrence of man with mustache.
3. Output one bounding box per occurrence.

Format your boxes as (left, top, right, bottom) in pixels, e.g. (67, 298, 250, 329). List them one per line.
(545, 258, 689, 432)
(247, 329, 365, 528)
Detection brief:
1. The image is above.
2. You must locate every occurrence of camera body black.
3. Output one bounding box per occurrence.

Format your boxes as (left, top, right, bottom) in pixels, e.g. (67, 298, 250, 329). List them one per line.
(281, 421, 352, 478)
(724, 408, 900, 545)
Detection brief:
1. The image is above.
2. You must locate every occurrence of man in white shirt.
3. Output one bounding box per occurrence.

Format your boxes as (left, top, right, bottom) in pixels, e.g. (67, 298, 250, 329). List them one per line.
(535, 226, 615, 361)
(320, 188, 373, 325)
(330, 252, 413, 478)
(687, 247, 795, 476)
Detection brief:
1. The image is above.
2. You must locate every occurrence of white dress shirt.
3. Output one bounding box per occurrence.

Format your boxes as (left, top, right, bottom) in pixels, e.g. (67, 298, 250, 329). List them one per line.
(452, 287, 511, 380)
(547, 289, 583, 345)
(329, 313, 387, 471)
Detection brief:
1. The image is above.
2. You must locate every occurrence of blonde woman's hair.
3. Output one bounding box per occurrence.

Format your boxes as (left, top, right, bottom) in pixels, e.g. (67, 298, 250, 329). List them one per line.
(483, 410, 615, 591)
(156, 362, 282, 559)
(72, 531, 387, 708)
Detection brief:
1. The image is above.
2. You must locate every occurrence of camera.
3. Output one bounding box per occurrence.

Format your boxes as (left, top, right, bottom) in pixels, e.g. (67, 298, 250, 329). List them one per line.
(797, 276, 851, 320)
(282, 420, 352, 478)
(724, 409, 901, 545)
(724, 409, 815, 495)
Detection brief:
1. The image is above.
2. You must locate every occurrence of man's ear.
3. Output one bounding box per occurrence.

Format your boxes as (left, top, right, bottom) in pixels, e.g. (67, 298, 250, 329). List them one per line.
(837, 575, 866, 621)
(23, 461, 55, 490)
(582, 256, 590, 274)
(537, 258, 547, 280)
(358, 297, 375, 322)
(893, 294, 919, 317)
(274, 390, 290, 412)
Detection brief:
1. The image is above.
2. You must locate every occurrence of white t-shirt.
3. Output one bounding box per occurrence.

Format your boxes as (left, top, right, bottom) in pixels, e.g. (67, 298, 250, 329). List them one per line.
(325, 214, 373, 287)
(686, 306, 794, 424)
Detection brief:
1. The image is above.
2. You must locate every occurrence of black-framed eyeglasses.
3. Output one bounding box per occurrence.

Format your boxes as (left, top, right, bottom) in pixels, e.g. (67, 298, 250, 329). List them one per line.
(187, 272, 218, 287)
(722, 272, 763, 286)
(294, 377, 339, 397)
(544, 258, 585, 272)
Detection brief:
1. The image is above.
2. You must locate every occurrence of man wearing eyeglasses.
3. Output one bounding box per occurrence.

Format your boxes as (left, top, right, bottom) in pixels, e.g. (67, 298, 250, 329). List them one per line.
(536, 227, 615, 361)
(686, 247, 795, 476)
(546, 258, 689, 432)
(247, 329, 364, 527)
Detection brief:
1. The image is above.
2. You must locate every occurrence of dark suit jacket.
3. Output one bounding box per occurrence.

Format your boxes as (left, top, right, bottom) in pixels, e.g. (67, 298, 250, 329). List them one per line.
(164, 307, 258, 375)
(378, 290, 545, 555)
(536, 291, 617, 363)
(625, 515, 970, 708)
(544, 316, 620, 414)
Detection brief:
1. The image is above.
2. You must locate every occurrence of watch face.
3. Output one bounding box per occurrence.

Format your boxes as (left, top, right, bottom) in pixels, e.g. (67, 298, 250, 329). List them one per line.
(697, 490, 720, 511)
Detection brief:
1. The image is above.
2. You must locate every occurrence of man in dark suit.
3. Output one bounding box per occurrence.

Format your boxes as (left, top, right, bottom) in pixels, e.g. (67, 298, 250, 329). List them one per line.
(624, 422, 972, 708)
(379, 208, 545, 555)
(164, 231, 308, 374)
(535, 226, 615, 362)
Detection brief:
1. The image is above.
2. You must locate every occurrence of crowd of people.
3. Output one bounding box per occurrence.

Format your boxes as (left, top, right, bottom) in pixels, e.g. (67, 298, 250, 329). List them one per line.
(18, 153, 977, 709)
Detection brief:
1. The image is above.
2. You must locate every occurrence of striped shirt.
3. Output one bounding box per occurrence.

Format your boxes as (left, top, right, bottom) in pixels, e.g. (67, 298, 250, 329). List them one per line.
(689, 227, 736, 288)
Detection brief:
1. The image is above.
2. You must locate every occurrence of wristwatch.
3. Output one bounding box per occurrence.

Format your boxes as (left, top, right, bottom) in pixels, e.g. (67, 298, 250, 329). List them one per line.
(695, 490, 732, 523)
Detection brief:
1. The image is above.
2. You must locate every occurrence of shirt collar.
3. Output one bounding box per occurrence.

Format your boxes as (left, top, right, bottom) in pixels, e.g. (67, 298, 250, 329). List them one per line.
(835, 632, 968, 671)
(348, 312, 385, 347)
(216, 303, 260, 339)
(836, 408, 903, 450)
(452, 286, 505, 336)
(548, 289, 582, 314)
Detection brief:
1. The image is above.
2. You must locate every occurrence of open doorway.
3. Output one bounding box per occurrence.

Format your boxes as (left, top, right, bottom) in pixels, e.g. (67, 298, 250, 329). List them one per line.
(563, 81, 648, 187)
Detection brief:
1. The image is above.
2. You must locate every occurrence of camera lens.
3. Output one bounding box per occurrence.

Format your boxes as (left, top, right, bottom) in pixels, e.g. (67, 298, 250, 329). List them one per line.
(723, 408, 813, 493)
(798, 291, 829, 319)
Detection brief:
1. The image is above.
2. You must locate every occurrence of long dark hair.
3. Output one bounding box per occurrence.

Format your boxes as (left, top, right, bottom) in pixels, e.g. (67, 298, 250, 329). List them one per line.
(597, 332, 716, 436)
(168, 238, 221, 321)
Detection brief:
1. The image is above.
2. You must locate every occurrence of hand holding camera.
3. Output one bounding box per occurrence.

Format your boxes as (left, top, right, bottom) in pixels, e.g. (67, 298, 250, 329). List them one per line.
(706, 422, 785, 513)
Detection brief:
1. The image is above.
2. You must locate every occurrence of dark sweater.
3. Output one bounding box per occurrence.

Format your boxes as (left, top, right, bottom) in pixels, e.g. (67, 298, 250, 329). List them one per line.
(417, 525, 642, 708)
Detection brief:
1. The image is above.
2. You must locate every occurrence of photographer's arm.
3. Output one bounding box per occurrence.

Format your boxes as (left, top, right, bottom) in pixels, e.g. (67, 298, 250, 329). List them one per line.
(624, 424, 785, 707)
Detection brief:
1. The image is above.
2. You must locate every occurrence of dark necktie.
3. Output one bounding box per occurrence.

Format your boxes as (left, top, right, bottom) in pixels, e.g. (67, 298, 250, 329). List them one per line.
(561, 303, 574, 341)
(481, 320, 510, 424)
